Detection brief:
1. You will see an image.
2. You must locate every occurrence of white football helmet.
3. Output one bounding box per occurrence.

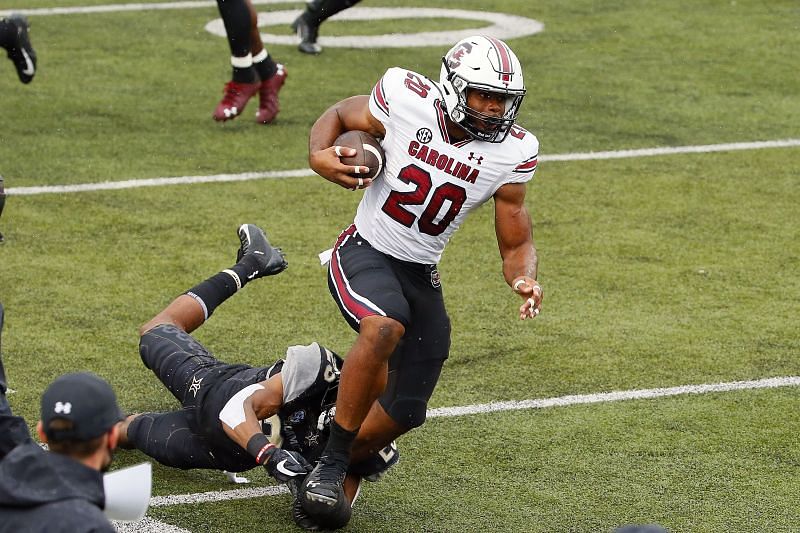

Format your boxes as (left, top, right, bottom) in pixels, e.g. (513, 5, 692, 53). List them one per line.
(439, 35, 526, 143)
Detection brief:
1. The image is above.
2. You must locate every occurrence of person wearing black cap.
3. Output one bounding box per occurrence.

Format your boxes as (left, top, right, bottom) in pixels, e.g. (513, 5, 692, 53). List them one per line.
(0, 304, 124, 532)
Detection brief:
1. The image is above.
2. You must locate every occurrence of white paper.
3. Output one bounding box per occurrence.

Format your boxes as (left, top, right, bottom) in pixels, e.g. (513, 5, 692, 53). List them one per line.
(103, 462, 152, 521)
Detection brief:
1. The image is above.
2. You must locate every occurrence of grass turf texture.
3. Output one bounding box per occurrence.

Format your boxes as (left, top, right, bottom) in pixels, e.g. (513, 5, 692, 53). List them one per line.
(1, 0, 799, 531)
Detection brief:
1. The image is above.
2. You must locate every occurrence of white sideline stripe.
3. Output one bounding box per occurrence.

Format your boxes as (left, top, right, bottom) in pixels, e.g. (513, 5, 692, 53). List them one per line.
(542, 138, 800, 162)
(113, 486, 290, 532)
(7, 139, 800, 197)
(114, 517, 192, 533)
(111, 376, 800, 533)
(149, 484, 288, 507)
(136, 375, 798, 512)
(8, 170, 311, 196)
(427, 375, 800, 418)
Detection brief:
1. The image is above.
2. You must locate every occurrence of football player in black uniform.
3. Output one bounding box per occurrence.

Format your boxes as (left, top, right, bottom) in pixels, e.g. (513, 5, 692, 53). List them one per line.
(118, 224, 397, 530)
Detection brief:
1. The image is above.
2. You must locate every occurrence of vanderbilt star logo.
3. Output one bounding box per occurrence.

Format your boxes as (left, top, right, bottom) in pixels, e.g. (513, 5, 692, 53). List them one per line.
(468, 152, 483, 165)
(305, 432, 320, 448)
(189, 375, 203, 397)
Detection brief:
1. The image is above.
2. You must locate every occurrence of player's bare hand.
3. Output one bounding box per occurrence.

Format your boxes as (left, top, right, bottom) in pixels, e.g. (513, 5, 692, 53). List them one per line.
(310, 146, 373, 191)
(512, 276, 543, 320)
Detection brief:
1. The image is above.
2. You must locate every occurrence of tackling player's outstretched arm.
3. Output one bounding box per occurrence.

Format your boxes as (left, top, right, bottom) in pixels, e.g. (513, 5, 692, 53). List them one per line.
(219, 376, 312, 482)
(494, 183, 543, 320)
(309, 95, 386, 190)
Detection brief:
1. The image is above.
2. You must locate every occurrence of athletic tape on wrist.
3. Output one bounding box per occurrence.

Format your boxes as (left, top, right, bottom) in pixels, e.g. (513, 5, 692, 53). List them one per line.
(246, 433, 274, 464)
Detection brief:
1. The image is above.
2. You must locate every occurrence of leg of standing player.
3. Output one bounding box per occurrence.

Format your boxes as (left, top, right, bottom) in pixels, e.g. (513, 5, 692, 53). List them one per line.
(300, 229, 450, 528)
(290, 0, 362, 55)
(244, 0, 288, 124)
(212, 0, 260, 121)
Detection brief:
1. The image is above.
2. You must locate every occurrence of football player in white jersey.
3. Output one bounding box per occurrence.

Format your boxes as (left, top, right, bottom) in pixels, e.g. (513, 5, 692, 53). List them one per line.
(298, 36, 544, 529)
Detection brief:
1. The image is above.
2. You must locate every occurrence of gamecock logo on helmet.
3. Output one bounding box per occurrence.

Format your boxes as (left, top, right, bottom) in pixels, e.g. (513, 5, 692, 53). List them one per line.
(446, 42, 473, 69)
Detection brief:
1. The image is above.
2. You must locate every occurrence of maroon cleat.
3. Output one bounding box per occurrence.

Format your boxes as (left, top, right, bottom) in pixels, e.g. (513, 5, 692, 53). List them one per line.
(255, 64, 287, 124)
(212, 80, 260, 122)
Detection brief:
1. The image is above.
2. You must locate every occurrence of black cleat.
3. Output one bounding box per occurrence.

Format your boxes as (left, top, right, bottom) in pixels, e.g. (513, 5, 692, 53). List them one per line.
(290, 15, 322, 55)
(236, 224, 288, 278)
(293, 497, 323, 531)
(299, 458, 351, 529)
(4, 14, 36, 84)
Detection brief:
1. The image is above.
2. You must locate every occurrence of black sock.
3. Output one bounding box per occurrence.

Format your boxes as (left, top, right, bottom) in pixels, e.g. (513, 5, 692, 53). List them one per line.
(184, 256, 261, 319)
(253, 52, 277, 80)
(323, 418, 358, 465)
(232, 65, 257, 84)
(216, 0, 251, 57)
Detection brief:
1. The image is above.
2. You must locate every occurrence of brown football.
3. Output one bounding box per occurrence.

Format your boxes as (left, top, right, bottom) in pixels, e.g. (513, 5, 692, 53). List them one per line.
(333, 130, 385, 180)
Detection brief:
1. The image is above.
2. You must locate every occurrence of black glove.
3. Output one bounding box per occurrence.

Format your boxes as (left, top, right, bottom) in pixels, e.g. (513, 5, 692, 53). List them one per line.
(247, 433, 312, 482)
(263, 447, 312, 482)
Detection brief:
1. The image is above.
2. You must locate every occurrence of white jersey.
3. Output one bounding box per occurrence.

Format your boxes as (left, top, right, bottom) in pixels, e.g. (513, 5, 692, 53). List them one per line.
(353, 67, 539, 264)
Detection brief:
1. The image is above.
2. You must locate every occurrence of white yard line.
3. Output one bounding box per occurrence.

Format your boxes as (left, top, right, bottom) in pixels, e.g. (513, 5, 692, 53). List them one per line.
(8, 170, 311, 196)
(8, 139, 800, 197)
(114, 517, 193, 533)
(427, 375, 800, 418)
(129, 375, 799, 510)
(149, 484, 289, 507)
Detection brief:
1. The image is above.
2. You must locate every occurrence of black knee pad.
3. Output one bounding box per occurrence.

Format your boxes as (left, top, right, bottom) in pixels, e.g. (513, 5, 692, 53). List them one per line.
(383, 397, 428, 429)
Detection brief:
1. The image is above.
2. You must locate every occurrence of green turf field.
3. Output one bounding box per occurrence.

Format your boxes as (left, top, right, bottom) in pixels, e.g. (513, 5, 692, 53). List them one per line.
(1, 0, 798, 531)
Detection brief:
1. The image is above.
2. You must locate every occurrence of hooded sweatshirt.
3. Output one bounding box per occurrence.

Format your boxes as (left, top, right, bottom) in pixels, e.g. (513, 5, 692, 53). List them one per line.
(0, 441, 114, 533)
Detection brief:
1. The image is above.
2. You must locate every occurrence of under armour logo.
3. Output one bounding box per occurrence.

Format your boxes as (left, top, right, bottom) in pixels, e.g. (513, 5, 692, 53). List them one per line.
(468, 152, 483, 165)
(54, 401, 72, 414)
(189, 376, 203, 397)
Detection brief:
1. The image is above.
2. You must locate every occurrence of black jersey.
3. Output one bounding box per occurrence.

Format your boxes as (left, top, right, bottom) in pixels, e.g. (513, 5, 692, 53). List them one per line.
(135, 325, 342, 472)
(197, 343, 342, 468)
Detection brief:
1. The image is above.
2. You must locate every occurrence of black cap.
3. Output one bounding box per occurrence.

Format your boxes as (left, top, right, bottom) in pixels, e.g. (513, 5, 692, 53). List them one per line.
(40, 372, 124, 441)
